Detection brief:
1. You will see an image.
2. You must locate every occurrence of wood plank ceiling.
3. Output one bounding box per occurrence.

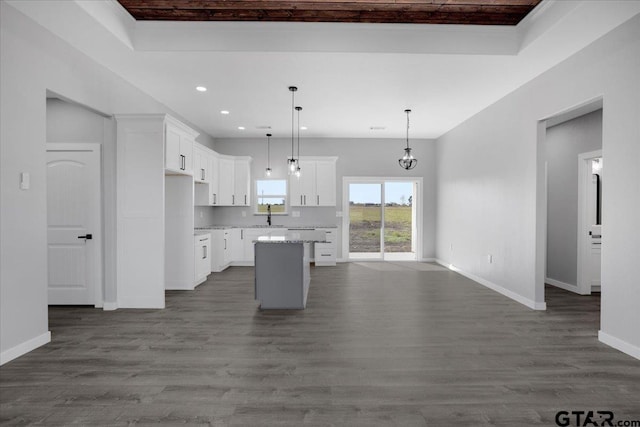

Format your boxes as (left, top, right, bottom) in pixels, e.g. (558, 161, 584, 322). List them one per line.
(117, 1, 543, 25)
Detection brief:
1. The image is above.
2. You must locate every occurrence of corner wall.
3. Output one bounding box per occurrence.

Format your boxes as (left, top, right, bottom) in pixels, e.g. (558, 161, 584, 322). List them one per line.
(435, 14, 640, 357)
(0, 2, 213, 364)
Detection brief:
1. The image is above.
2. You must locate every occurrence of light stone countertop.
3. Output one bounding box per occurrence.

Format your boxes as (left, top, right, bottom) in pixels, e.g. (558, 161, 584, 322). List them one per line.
(195, 225, 337, 230)
(253, 230, 327, 244)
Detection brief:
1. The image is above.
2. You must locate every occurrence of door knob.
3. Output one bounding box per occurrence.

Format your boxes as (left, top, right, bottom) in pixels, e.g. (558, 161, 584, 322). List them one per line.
(77, 234, 92, 240)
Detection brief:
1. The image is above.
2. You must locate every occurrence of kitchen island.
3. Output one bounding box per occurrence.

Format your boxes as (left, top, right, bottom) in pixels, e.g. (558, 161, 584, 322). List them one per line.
(254, 230, 327, 309)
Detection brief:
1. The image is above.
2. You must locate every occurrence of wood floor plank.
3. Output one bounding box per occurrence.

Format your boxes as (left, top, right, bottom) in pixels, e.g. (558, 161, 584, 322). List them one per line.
(1, 263, 638, 426)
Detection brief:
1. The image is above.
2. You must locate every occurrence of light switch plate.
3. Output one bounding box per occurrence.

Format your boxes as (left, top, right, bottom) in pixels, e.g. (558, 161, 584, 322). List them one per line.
(20, 172, 30, 190)
(292, 211, 300, 218)
(242, 211, 247, 217)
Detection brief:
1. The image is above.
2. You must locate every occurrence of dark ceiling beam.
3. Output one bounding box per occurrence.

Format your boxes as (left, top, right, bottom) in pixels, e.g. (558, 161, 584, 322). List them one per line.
(117, 0, 542, 25)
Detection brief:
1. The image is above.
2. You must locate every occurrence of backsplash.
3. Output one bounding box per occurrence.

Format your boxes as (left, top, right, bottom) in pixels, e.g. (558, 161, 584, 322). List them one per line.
(194, 206, 340, 228)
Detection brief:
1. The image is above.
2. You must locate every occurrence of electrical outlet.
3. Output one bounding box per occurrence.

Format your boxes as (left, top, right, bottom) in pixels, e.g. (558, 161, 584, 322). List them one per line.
(199, 211, 203, 218)
(292, 211, 300, 218)
(242, 211, 247, 217)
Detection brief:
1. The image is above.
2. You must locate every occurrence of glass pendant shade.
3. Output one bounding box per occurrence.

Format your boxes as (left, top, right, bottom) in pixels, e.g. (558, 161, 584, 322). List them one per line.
(265, 133, 272, 176)
(398, 109, 418, 170)
(399, 147, 417, 170)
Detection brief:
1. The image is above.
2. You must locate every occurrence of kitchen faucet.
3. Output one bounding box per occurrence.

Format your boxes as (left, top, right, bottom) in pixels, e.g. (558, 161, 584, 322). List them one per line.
(267, 204, 272, 226)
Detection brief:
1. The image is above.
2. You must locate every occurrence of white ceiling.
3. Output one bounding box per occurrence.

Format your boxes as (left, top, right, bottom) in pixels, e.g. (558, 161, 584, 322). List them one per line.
(8, 0, 640, 139)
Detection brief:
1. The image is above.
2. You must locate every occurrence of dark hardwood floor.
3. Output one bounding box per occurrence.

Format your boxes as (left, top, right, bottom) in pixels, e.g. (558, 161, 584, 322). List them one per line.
(1, 263, 638, 426)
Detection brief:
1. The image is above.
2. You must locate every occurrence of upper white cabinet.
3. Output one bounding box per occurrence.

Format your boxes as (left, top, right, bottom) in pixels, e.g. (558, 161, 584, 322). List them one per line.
(193, 145, 210, 183)
(234, 157, 252, 206)
(192, 146, 252, 207)
(209, 152, 220, 205)
(218, 156, 235, 206)
(165, 116, 197, 175)
(290, 157, 337, 207)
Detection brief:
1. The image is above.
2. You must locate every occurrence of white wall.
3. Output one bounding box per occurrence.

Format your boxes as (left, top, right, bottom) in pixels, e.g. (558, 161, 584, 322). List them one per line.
(0, 2, 213, 364)
(210, 137, 437, 259)
(436, 15, 640, 357)
(545, 110, 602, 287)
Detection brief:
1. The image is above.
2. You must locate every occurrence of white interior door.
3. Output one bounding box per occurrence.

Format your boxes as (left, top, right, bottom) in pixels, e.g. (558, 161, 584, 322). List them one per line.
(47, 144, 102, 305)
(577, 151, 602, 295)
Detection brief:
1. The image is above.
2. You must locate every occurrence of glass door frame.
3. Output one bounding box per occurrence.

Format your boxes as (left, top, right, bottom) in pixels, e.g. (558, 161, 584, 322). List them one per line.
(342, 177, 423, 261)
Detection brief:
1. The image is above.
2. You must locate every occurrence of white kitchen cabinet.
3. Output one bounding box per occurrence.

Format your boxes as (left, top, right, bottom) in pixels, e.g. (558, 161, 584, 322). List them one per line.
(289, 157, 337, 207)
(234, 157, 252, 206)
(315, 160, 337, 206)
(218, 156, 235, 206)
(230, 228, 244, 262)
(193, 145, 210, 183)
(210, 152, 220, 205)
(115, 114, 199, 307)
(165, 117, 196, 175)
(210, 229, 231, 272)
(194, 233, 211, 286)
(314, 228, 337, 266)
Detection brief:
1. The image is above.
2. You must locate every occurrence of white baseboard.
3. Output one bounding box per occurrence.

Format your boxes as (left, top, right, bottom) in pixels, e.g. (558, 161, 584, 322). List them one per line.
(1, 331, 51, 366)
(599, 330, 640, 360)
(435, 259, 546, 311)
(420, 258, 436, 262)
(118, 296, 165, 309)
(545, 277, 579, 293)
(103, 302, 118, 311)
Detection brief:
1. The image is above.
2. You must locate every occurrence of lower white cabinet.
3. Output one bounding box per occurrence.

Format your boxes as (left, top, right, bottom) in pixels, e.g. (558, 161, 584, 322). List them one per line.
(210, 229, 231, 272)
(314, 228, 337, 266)
(194, 233, 211, 286)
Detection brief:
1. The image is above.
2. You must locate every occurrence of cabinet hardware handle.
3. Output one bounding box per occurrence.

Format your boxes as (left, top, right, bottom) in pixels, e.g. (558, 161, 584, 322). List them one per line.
(241, 229, 244, 239)
(203, 246, 207, 259)
(321, 254, 331, 257)
(300, 195, 303, 205)
(180, 154, 185, 170)
(317, 195, 319, 205)
(232, 195, 235, 205)
(244, 195, 247, 205)
(77, 234, 92, 240)
(224, 239, 227, 250)
(201, 168, 205, 180)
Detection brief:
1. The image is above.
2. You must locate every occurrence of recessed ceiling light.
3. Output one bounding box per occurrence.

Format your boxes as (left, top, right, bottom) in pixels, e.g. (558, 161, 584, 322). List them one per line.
(238, 126, 245, 130)
(300, 126, 308, 130)
(220, 110, 230, 115)
(196, 86, 207, 92)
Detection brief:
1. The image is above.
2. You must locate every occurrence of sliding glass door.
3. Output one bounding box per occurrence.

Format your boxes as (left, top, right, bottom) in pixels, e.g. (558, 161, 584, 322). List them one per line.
(346, 179, 418, 260)
(348, 183, 382, 258)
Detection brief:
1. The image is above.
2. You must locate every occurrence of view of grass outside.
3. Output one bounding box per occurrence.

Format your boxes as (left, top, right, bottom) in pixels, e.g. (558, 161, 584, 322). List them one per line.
(349, 204, 412, 253)
(256, 179, 286, 213)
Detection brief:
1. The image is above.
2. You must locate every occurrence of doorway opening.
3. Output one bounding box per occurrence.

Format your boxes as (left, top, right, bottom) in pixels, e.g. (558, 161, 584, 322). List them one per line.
(537, 98, 603, 310)
(343, 177, 422, 261)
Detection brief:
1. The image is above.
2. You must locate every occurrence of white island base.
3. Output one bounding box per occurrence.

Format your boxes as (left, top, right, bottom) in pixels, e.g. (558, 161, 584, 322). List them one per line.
(254, 242, 311, 309)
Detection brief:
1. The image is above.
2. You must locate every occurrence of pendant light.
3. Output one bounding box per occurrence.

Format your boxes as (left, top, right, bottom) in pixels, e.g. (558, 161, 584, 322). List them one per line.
(265, 133, 272, 177)
(398, 109, 417, 170)
(287, 86, 298, 175)
(295, 106, 302, 177)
